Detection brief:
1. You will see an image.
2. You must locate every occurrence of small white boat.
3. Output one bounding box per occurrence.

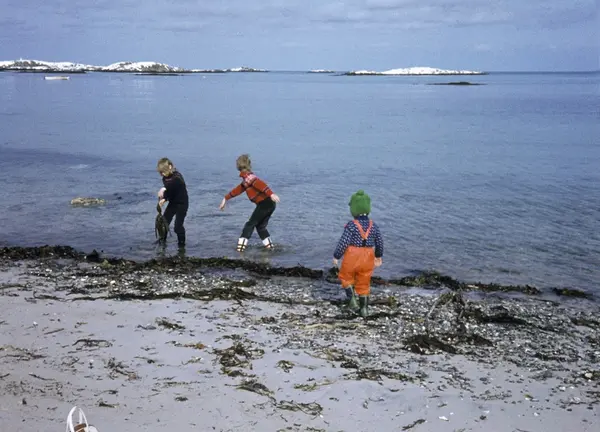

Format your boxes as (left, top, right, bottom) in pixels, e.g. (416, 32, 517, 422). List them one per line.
(44, 76, 70, 80)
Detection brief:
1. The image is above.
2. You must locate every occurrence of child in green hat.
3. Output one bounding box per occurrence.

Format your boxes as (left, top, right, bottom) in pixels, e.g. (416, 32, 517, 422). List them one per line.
(333, 190, 384, 317)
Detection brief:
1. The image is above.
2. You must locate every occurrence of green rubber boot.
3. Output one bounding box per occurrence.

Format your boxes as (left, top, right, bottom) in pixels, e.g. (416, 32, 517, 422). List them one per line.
(359, 295, 369, 318)
(343, 287, 359, 311)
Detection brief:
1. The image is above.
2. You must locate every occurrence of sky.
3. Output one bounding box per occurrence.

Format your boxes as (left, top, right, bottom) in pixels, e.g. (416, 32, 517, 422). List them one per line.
(0, 0, 598, 71)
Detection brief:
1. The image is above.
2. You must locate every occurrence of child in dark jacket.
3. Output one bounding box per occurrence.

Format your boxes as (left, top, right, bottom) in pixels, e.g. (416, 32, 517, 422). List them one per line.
(219, 154, 280, 252)
(157, 157, 189, 247)
(333, 190, 383, 317)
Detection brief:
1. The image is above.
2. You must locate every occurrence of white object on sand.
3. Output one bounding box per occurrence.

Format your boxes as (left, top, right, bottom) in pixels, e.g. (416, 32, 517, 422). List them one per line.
(65, 406, 99, 432)
(44, 76, 70, 80)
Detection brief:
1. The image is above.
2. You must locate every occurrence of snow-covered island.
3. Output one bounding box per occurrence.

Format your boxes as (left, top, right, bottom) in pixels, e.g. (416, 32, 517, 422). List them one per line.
(225, 67, 268, 73)
(0, 59, 94, 73)
(102, 61, 185, 73)
(344, 66, 486, 76)
(308, 69, 337, 73)
(0, 59, 270, 74)
(190, 66, 268, 73)
(190, 68, 227, 73)
(0, 59, 185, 73)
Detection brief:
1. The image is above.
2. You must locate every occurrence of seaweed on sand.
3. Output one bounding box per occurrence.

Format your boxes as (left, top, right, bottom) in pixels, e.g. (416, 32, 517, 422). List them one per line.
(426, 290, 467, 321)
(155, 318, 185, 331)
(106, 357, 139, 381)
(213, 340, 265, 374)
(0, 345, 46, 361)
(135, 256, 324, 279)
(73, 339, 113, 349)
(402, 419, 426, 430)
(276, 360, 294, 372)
(235, 379, 273, 398)
(90, 287, 258, 303)
(275, 400, 323, 416)
(294, 379, 334, 391)
(353, 368, 414, 382)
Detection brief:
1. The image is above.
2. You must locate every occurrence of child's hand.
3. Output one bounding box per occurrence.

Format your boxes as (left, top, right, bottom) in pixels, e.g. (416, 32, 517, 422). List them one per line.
(158, 187, 166, 198)
(270, 194, 280, 203)
(219, 198, 227, 211)
(332, 258, 339, 267)
(375, 257, 383, 267)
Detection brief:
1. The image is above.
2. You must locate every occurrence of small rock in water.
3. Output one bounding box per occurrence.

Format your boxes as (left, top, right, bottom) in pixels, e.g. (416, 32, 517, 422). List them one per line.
(70, 197, 106, 206)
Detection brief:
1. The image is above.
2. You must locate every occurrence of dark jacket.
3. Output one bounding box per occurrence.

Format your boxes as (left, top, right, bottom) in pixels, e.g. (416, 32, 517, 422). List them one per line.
(162, 170, 188, 206)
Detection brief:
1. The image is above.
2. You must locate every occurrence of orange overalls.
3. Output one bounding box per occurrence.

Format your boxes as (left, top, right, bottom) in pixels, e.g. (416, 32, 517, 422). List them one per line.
(338, 220, 375, 296)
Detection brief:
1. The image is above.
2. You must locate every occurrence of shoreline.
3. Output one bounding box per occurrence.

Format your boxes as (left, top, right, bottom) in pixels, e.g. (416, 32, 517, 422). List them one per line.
(0, 245, 594, 301)
(1, 245, 599, 431)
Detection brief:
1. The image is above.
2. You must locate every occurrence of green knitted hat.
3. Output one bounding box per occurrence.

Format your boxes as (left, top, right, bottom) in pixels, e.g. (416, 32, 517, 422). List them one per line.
(349, 190, 371, 217)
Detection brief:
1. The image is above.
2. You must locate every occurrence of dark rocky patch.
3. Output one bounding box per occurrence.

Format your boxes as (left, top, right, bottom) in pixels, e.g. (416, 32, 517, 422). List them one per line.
(464, 306, 530, 326)
(553, 287, 591, 299)
(13, 70, 87, 74)
(570, 316, 600, 329)
(134, 73, 184, 76)
(404, 334, 458, 355)
(428, 81, 485, 85)
(0, 245, 82, 261)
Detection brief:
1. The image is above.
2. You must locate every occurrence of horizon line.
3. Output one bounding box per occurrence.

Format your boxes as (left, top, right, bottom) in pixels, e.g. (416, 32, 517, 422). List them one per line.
(1, 59, 598, 74)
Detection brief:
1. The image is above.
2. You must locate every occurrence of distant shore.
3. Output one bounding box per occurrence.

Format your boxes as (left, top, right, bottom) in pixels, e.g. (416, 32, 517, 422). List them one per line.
(0, 245, 598, 431)
(0, 59, 489, 76)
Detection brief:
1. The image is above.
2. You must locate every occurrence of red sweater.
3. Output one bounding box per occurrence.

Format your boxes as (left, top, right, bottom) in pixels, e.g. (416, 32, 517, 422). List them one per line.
(225, 171, 273, 204)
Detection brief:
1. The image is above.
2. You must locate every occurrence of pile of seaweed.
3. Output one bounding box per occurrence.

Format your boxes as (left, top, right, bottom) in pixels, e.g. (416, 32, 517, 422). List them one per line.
(0, 245, 593, 299)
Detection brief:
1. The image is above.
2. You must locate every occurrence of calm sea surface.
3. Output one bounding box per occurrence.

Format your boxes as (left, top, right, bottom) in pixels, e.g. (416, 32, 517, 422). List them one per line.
(1, 70, 599, 292)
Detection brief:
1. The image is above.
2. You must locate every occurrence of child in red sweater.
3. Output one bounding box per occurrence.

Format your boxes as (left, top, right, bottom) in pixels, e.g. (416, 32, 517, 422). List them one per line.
(219, 154, 280, 252)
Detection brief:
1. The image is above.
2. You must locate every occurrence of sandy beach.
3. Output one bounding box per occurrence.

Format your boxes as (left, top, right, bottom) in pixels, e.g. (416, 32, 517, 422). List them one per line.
(0, 246, 598, 431)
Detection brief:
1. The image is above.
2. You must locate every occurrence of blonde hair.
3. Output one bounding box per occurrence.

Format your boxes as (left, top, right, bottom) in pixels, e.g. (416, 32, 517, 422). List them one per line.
(236, 154, 252, 172)
(157, 157, 174, 176)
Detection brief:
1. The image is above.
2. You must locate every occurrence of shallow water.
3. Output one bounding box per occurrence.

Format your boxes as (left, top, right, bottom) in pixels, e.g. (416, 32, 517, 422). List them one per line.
(1, 71, 599, 291)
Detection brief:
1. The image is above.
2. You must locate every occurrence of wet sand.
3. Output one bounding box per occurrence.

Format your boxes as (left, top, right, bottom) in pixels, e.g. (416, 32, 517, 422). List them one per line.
(0, 247, 599, 431)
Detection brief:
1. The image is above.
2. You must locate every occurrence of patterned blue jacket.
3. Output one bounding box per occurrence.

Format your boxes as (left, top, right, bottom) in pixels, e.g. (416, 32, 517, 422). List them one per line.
(334, 215, 384, 259)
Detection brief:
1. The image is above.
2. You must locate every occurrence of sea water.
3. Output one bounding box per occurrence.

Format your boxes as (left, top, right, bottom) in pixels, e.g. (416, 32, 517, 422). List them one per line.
(1, 71, 598, 292)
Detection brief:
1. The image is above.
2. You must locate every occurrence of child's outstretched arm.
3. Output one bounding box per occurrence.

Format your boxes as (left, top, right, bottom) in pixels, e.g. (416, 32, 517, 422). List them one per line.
(219, 183, 246, 210)
(332, 223, 353, 266)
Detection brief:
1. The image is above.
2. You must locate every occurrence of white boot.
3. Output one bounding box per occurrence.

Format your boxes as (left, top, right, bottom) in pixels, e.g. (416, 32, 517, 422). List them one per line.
(262, 237, 274, 249)
(237, 237, 248, 252)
